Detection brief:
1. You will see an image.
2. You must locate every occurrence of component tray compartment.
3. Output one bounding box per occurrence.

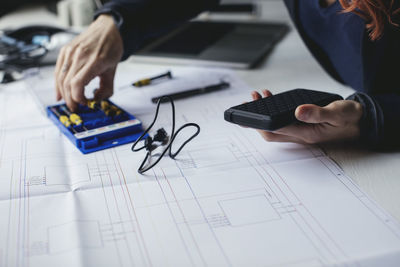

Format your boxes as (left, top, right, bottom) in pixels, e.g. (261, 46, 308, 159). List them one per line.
(47, 100, 146, 154)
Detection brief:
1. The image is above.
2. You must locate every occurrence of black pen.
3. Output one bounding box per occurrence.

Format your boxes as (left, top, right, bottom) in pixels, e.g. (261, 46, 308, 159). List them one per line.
(151, 81, 230, 103)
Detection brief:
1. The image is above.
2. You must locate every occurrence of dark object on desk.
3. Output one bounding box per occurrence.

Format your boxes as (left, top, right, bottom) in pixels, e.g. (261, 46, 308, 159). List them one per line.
(132, 96, 200, 174)
(0, 25, 76, 83)
(0, 34, 47, 68)
(132, 21, 289, 69)
(1, 25, 76, 67)
(224, 89, 343, 131)
(152, 81, 230, 103)
(133, 71, 172, 87)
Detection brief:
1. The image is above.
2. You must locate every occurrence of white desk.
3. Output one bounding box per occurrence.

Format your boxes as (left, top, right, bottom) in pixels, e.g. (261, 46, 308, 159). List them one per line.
(1, 1, 399, 224)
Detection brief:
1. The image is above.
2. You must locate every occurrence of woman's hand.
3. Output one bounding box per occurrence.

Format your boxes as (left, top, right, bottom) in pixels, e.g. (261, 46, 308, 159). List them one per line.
(251, 90, 363, 144)
(55, 15, 123, 111)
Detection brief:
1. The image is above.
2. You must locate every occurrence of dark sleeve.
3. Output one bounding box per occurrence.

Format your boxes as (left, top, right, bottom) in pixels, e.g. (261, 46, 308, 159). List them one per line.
(346, 92, 400, 150)
(95, 0, 220, 60)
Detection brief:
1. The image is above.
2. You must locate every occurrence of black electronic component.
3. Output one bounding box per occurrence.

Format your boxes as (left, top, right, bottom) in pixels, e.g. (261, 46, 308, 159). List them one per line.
(224, 89, 343, 131)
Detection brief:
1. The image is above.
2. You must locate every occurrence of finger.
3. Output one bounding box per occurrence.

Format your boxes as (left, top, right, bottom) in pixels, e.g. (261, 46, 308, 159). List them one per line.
(70, 59, 102, 104)
(251, 91, 262, 101)
(295, 104, 338, 125)
(62, 59, 85, 110)
(55, 47, 66, 101)
(262, 89, 272, 98)
(257, 129, 306, 144)
(94, 67, 116, 100)
(63, 81, 78, 111)
(56, 83, 62, 101)
(274, 123, 323, 144)
(65, 50, 88, 105)
(70, 69, 89, 106)
(63, 58, 98, 111)
(57, 46, 75, 102)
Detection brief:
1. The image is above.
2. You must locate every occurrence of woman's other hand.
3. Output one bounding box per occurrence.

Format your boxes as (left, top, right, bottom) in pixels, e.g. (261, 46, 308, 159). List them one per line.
(251, 90, 363, 144)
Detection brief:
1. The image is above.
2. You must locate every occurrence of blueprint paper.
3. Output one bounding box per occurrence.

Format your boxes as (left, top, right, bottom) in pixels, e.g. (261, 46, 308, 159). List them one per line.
(0, 68, 399, 267)
(26, 66, 240, 116)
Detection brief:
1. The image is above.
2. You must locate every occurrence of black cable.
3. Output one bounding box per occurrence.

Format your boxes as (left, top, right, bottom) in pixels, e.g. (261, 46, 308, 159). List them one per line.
(131, 95, 176, 152)
(131, 96, 200, 174)
(169, 123, 200, 159)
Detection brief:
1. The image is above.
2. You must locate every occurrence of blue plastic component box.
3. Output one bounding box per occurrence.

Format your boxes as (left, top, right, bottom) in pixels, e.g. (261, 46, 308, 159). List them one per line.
(47, 100, 145, 154)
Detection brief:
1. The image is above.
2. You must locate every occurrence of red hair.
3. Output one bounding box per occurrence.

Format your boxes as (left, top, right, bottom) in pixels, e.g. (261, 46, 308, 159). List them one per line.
(338, 0, 400, 40)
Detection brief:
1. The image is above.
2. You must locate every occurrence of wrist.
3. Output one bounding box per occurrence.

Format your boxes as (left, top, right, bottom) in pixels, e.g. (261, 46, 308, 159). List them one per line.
(346, 92, 384, 148)
(90, 14, 123, 62)
(96, 14, 116, 26)
(95, 9, 123, 30)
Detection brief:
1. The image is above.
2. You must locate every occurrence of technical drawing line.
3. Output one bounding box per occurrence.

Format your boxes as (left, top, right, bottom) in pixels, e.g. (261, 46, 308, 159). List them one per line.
(112, 149, 153, 267)
(160, 168, 207, 266)
(131, 166, 170, 266)
(0, 94, 7, 168)
(240, 133, 342, 262)
(102, 151, 135, 266)
(111, 149, 146, 266)
(16, 141, 24, 267)
(175, 162, 233, 267)
(288, 210, 329, 264)
(76, 188, 267, 211)
(94, 153, 124, 267)
(152, 168, 196, 266)
(262, 161, 342, 262)
(233, 136, 330, 263)
(270, 157, 357, 263)
(0, 127, 5, 168)
(240, 153, 281, 202)
(5, 161, 14, 267)
(24, 138, 30, 267)
(317, 157, 400, 240)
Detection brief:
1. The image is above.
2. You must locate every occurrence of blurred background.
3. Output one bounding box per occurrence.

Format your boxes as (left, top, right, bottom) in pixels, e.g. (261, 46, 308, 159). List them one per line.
(0, 0, 288, 29)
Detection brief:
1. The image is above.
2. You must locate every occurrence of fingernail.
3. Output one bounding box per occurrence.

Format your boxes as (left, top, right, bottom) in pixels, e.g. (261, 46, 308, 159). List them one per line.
(299, 110, 310, 121)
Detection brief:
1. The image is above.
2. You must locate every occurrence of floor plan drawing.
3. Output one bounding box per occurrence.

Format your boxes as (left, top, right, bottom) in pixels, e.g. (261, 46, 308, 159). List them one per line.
(0, 71, 400, 267)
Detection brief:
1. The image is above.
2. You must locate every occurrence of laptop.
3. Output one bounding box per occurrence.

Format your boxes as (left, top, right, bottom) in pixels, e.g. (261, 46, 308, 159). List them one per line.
(131, 21, 289, 69)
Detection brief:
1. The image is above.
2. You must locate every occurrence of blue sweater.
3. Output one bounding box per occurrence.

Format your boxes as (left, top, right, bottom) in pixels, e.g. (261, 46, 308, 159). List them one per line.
(97, 0, 400, 149)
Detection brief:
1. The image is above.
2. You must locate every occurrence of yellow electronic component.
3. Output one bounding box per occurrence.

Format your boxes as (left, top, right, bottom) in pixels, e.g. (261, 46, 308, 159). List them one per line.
(110, 105, 122, 116)
(104, 109, 112, 116)
(69, 113, 83, 125)
(87, 100, 98, 109)
(60, 115, 72, 127)
(100, 100, 122, 117)
(59, 105, 86, 129)
(48, 101, 145, 154)
(51, 107, 77, 133)
(100, 100, 110, 111)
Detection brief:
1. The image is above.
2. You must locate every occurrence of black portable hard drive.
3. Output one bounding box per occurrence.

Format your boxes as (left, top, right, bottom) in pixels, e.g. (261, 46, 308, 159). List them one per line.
(224, 89, 343, 131)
